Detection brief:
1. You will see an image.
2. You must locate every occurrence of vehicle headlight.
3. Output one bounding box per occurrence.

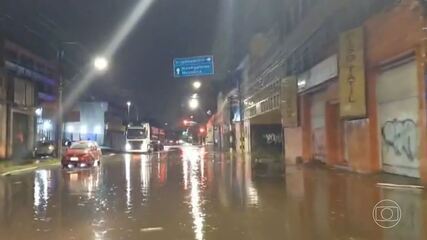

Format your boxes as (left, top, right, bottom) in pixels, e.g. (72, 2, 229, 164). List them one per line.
(48, 145, 54, 150)
(125, 143, 131, 151)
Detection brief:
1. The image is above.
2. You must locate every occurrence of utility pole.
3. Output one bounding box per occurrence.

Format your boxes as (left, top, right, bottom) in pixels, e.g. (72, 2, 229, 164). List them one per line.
(237, 71, 246, 153)
(57, 46, 64, 157)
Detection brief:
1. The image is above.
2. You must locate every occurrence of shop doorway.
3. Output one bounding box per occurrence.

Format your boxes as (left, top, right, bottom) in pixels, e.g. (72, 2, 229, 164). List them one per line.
(12, 112, 30, 159)
(310, 91, 326, 162)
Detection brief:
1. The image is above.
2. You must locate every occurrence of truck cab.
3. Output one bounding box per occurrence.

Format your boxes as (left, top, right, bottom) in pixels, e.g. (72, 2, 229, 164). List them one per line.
(125, 123, 164, 153)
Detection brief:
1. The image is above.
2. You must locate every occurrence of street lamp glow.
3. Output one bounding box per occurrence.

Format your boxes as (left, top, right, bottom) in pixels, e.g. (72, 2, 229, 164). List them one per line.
(94, 56, 109, 71)
(193, 81, 201, 90)
(35, 108, 43, 116)
(66, 125, 74, 133)
(189, 98, 199, 110)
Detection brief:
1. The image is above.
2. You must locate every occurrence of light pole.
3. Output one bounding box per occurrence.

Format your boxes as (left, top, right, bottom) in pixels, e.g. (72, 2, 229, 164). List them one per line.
(57, 43, 108, 157)
(127, 101, 132, 120)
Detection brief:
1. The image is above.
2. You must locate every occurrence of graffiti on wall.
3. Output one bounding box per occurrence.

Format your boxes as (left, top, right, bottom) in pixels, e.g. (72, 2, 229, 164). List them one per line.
(251, 124, 282, 158)
(381, 119, 417, 161)
(312, 128, 326, 160)
(263, 133, 282, 145)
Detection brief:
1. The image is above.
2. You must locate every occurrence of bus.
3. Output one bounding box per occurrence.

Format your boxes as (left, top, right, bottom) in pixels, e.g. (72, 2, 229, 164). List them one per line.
(125, 123, 165, 153)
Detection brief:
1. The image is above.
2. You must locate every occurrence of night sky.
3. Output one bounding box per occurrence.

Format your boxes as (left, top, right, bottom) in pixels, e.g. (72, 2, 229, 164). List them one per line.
(0, 0, 281, 125)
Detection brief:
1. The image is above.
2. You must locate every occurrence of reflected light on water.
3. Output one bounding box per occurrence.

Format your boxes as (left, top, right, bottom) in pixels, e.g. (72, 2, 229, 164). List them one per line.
(183, 155, 189, 190)
(182, 146, 205, 240)
(33, 170, 51, 217)
(245, 158, 259, 206)
(190, 164, 204, 240)
(125, 154, 132, 209)
(140, 155, 150, 198)
(200, 147, 206, 179)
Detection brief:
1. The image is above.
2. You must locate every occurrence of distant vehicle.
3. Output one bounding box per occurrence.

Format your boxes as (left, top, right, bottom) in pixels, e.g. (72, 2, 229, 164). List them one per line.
(165, 139, 179, 146)
(125, 123, 165, 153)
(62, 141, 102, 168)
(34, 141, 56, 158)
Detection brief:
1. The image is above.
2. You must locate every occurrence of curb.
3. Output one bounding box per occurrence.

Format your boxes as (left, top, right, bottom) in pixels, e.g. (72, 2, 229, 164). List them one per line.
(1, 167, 38, 176)
(376, 182, 424, 190)
(1, 161, 61, 176)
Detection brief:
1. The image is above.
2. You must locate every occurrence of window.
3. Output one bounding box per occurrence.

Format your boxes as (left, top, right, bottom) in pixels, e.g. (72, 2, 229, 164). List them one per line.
(14, 78, 34, 107)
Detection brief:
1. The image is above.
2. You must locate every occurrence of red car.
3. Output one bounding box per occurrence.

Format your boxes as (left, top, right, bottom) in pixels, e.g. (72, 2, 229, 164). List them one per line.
(62, 141, 102, 168)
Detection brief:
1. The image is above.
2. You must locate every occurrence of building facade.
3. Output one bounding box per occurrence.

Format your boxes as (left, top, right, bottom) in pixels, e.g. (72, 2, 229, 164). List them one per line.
(63, 101, 126, 149)
(0, 38, 58, 159)
(233, 0, 427, 182)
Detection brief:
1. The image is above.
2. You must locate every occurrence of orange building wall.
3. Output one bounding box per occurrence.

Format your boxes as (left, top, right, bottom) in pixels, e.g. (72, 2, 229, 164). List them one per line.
(343, 1, 425, 174)
(301, 95, 312, 162)
(284, 127, 302, 164)
(297, 1, 427, 177)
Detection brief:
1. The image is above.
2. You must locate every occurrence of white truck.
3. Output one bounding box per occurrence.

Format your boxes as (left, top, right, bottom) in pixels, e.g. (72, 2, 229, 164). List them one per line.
(125, 123, 165, 153)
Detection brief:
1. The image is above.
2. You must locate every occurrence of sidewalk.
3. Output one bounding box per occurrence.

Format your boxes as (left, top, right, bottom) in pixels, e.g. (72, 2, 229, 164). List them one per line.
(297, 161, 424, 188)
(226, 149, 425, 187)
(0, 158, 60, 176)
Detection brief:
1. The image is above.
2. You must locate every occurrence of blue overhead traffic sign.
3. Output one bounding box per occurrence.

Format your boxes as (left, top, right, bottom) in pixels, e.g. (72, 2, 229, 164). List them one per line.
(173, 55, 214, 78)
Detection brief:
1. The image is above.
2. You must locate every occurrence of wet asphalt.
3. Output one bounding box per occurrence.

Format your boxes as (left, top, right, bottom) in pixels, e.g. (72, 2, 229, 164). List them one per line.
(0, 145, 426, 240)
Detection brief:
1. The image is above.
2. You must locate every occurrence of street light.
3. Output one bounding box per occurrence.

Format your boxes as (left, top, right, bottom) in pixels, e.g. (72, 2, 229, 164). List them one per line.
(93, 56, 109, 71)
(57, 47, 109, 157)
(189, 98, 199, 110)
(193, 81, 201, 90)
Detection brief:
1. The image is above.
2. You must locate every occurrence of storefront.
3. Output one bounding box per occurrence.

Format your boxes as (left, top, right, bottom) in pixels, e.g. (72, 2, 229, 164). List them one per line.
(243, 79, 282, 159)
(376, 58, 420, 177)
(35, 104, 56, 142)
(298, 55, 340, 164)
(310, 91, 327, 162)
(8, 109, 34, 159)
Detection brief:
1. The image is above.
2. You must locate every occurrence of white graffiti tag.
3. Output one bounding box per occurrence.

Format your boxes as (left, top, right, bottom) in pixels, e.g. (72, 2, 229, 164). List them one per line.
(263, 134, 282, 145)
(381, 119, 417, 161)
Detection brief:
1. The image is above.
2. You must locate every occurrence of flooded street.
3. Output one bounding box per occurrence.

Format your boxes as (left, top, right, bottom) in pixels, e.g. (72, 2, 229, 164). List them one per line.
(0, 146, 426, 240)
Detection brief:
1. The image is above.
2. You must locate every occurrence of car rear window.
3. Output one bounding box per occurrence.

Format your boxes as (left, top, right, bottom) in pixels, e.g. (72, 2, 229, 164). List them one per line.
(70, 142, 90, 149)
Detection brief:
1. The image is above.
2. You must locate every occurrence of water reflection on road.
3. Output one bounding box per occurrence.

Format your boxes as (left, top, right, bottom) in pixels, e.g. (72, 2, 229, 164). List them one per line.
(0, 146, 425, 239)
